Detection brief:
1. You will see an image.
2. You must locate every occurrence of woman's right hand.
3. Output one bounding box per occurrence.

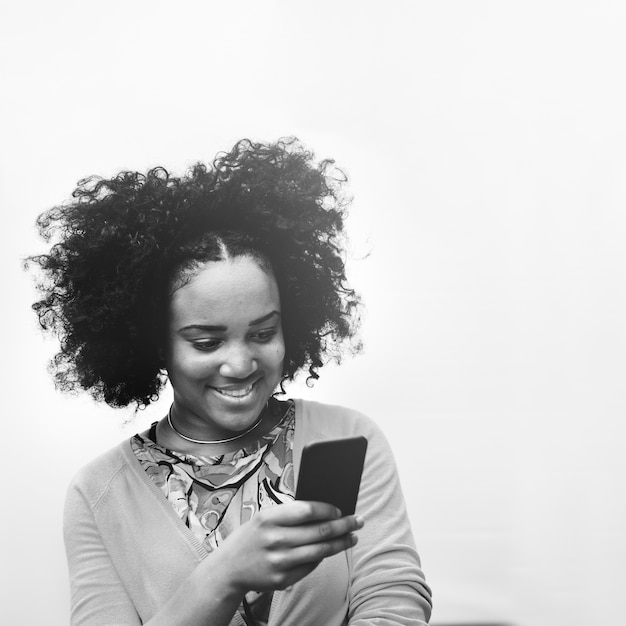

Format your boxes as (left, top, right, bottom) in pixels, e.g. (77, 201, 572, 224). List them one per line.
(208, 501, 364, 595)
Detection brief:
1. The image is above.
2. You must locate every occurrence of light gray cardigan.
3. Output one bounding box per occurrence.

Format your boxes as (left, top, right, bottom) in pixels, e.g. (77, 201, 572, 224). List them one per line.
(64, 399, 432, 625)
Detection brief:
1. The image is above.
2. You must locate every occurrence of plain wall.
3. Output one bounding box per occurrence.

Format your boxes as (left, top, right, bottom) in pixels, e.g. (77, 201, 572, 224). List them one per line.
(2, 2, 625, 625)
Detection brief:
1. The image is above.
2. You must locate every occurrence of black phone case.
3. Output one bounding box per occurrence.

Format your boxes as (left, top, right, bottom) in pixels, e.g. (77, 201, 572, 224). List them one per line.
(295, 436, 368, 516)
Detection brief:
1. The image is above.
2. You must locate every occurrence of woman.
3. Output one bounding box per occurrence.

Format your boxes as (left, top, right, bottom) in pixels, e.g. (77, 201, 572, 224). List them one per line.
(30, 139, 432, 625)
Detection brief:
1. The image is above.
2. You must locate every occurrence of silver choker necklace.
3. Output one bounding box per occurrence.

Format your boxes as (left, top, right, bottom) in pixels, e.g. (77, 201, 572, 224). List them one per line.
(166, 406, 265, 444)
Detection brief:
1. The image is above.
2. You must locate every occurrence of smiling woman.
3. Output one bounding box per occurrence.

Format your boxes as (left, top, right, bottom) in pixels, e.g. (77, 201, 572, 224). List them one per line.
(163, 257, 286, 452)
(27, 138, 432, 625)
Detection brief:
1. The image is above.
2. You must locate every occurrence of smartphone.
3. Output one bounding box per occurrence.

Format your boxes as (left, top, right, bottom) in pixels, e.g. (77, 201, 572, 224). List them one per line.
(295, 436, 368, 516)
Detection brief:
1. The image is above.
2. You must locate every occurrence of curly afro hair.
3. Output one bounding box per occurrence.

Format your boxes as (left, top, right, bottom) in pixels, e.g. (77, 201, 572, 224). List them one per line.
(27, 138, 361, 408)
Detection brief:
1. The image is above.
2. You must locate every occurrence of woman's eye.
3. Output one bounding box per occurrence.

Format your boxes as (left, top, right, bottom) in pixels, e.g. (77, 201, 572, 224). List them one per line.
(254, 329, 277, 342)
(192, 340, 221, 351)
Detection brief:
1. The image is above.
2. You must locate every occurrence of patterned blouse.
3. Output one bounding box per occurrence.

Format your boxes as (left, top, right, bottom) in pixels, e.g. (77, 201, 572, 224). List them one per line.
(130, 399, 296, 626)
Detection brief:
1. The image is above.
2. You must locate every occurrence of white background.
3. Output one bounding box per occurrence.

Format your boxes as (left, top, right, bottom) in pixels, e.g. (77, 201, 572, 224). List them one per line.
(2, 2, 625, 625)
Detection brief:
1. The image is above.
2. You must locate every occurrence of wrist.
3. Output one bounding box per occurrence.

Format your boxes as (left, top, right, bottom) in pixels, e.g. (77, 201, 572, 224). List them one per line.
(197, 549, 247, 604)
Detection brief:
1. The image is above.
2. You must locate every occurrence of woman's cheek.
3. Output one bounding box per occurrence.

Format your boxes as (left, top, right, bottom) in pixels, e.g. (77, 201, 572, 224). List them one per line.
(268, 345, 285, 369)
(170, 343, 212, 379)
(187, 351, 217, 376)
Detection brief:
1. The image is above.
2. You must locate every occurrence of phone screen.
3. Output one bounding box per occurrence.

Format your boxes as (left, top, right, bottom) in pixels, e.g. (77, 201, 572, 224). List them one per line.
(295, 436, 368, 516)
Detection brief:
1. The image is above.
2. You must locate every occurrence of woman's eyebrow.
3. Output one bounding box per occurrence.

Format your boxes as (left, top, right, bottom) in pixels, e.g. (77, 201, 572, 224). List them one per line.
(248, 310, 281, 326)
(178, 324, 227, 332)
(178, 311, 280, 333)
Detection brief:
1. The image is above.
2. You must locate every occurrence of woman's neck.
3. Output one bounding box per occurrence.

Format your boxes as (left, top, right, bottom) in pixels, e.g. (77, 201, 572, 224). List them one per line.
(152, 400, 288, 457)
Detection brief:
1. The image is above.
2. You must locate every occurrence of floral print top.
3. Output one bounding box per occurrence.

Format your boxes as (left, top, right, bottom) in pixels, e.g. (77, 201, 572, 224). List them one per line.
(130, 398, 296, 626)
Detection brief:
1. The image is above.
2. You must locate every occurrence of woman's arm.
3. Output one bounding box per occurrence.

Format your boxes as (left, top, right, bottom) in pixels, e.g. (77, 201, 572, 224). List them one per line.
(150, 502, 363, 626)
(64, 487, 143, 626)
(65, 484, 360, 626)
(65, 484, 244, 626)
(346, 416, 432, 625)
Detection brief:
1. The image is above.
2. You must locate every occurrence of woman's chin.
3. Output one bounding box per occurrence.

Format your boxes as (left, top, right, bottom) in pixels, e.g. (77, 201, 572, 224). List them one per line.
(202, 394, 268, 434)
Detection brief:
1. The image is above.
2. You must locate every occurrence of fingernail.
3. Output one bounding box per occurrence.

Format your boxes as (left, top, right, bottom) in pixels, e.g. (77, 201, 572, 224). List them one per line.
(355, 515, 364, 529)
(351, 533, 358, 546)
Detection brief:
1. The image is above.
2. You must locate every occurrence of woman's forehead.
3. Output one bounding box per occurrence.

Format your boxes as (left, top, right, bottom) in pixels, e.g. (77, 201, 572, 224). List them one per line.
(169, 256, 280, 324)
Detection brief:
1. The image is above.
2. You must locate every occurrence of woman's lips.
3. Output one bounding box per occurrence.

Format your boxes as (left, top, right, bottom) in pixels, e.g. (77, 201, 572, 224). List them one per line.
(210, 378, 260, 399)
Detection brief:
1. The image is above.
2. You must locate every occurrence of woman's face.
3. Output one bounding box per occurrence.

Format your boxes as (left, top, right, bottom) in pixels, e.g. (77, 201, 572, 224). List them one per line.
(165, 255, 285, 438)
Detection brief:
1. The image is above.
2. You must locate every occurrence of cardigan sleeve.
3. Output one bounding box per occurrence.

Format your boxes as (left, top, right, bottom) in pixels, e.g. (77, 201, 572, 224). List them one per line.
(64, 481, 142, 626)
(346, 415, 432, 625)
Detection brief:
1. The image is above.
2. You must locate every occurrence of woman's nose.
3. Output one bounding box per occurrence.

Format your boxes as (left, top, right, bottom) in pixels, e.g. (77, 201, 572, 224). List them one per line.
(218, 344, 258, 379)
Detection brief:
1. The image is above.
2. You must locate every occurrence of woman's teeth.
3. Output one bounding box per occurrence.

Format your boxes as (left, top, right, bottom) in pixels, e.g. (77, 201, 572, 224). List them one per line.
(214, 384, 254, 398)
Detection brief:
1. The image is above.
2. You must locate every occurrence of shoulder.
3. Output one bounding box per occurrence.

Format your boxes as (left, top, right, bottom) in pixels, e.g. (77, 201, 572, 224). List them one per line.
(65, 439, 132, 509)
(293, 398, 392, 454)
(294, 398, 374, 431)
